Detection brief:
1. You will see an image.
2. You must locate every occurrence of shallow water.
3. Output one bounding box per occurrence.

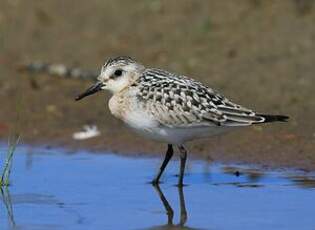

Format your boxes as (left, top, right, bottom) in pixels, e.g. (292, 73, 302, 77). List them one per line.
(0, 145, 315, 230)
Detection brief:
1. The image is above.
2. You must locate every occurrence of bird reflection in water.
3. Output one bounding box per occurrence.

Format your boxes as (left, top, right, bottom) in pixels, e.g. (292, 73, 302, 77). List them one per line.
(147, 184, 201, 230)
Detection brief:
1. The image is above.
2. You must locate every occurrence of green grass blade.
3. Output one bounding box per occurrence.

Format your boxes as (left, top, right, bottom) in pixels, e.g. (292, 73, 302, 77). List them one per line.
(0, 136, 20, 186)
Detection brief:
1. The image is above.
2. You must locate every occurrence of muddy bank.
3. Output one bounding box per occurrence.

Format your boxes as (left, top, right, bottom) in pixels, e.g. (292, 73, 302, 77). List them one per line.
(0, 1, 314, 170)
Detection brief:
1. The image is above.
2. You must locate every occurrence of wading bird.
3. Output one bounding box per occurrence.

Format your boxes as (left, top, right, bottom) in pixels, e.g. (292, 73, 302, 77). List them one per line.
(76, 56, 288, 186)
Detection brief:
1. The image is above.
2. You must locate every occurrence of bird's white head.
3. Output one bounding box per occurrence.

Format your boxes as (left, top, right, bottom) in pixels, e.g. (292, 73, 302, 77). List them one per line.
(98, 56, 145, 93)
(75, 56, 145, 101)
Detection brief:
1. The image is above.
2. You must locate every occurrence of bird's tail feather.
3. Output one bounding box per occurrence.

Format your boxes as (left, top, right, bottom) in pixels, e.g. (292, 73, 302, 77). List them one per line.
(257, 114, 289, 123)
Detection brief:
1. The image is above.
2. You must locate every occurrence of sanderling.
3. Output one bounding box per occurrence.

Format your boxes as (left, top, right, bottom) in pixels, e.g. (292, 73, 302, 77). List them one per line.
(75, 56, 289, 186)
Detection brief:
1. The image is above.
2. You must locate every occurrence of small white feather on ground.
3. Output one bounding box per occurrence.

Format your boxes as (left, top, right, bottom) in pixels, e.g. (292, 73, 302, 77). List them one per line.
(72, 125, 100, 140)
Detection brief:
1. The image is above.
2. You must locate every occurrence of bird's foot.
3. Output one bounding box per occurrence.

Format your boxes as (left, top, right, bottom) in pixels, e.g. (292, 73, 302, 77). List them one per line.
(175, 183, 188, 187)
(150, 179, 161, 185)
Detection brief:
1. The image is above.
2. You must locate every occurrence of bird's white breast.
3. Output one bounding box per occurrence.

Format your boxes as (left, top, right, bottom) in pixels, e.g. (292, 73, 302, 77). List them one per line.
(108, 92, 231, 144)
(108, 92, 159, 130)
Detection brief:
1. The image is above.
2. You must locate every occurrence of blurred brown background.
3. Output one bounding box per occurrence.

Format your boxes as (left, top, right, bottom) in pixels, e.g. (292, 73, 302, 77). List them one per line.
(0, 0, 314, 170)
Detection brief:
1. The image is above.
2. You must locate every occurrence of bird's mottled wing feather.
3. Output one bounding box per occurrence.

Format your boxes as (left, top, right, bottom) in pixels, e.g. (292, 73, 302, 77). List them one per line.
(134, 68, 265, 127)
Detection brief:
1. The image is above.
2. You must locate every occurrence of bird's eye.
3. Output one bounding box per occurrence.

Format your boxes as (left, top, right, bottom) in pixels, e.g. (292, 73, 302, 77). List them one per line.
(114, 69, 123, 77)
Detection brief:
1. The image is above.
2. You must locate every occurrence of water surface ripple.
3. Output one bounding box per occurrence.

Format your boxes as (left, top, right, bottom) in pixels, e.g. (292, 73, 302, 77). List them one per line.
(0, 145, 314, 230)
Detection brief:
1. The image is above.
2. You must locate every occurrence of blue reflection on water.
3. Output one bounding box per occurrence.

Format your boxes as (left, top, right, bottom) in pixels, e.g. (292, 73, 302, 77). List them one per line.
(0, 144, 315, 230)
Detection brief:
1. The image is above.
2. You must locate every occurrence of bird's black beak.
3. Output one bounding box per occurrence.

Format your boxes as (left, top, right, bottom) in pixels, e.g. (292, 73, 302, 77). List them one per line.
(75, 82, 104, 101)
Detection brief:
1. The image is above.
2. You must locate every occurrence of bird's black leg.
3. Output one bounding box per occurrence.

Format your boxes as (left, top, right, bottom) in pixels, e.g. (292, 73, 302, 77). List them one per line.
(152, 144, 174, 185)
(177, 145, 187, 187)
